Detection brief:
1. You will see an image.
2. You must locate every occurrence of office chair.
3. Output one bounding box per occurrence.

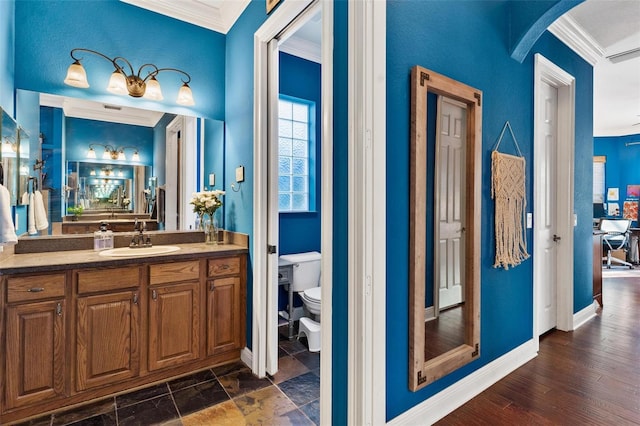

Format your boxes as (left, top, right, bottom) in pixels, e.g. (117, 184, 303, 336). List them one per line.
(600, 218, 634, 269)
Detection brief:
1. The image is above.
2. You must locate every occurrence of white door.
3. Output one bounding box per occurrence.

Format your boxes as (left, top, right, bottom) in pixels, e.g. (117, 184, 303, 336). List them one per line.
(165, 118, 180, 230)
(537, 80, 559, 334)
(435, 96, 466, 310)
(265, 38, 280, 376)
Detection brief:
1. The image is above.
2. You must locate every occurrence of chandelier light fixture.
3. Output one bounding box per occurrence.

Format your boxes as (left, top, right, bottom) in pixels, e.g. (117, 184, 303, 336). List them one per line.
(87, 143, 140, 162)
(64, 48, 195, 106)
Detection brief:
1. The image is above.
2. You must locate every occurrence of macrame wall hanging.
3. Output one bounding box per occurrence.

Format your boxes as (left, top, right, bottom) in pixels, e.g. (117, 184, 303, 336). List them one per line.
(491, 121, 529, 270)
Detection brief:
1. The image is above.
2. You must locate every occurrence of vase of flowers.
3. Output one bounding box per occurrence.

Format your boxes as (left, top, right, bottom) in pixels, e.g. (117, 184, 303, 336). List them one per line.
(67, 205, 84, 221)
(190, 190, 225, 244)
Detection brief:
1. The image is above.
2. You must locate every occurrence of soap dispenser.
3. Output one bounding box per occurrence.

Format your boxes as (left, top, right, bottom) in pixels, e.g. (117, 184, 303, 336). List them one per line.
(94, 222, 114, 251)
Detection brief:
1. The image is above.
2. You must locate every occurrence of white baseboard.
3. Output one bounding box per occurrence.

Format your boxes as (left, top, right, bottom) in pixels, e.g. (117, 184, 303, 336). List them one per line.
(424, 306, 435, 321)
(387, 339, 538, 425)
(573, 301, 597, 330)
(240, 347, 252, 369)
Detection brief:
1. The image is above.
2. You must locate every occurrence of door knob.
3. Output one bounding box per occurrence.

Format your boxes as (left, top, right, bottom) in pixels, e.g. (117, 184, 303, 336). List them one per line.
(553, 234, 561, 242)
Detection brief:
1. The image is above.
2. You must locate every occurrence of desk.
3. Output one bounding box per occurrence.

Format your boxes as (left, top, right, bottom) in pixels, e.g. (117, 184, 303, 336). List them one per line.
(278, 259, 295, 340)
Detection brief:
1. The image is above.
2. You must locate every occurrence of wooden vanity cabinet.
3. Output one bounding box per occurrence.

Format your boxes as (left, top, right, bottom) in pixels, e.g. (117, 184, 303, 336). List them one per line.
(75, 267, 141, 391)
(207, 257, 244, 356)
(4, 273, 67, 410)
(148, 261, 200, 371)
(1, 251, 246, 425)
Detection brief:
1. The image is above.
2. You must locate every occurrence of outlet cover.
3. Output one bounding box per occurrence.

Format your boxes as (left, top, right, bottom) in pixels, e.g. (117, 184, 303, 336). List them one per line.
(236, 166, 245, 183)
(208, 173, 215, 186)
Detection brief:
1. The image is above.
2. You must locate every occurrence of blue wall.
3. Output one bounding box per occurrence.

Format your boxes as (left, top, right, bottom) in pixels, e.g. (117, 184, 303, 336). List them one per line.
(203, 119, 225, 226)
(14, 0, 225, 121)
(278, 52, 322, 255)
(385, 1, 593, 419)
(65, 118, 154, 165)
(594, 133, 640, 224)
(0, 0, 14, 113)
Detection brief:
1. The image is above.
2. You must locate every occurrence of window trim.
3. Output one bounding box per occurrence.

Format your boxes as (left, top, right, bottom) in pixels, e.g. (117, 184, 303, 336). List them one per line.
(278, 94, 317, 213)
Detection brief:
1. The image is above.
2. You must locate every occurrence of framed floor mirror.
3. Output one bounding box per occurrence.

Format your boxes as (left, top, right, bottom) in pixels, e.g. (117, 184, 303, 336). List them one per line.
(409, 65, 482, 391)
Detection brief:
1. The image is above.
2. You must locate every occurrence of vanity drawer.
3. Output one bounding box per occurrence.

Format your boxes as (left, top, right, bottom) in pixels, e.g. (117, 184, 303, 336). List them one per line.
(149, 261, 199, 285)
(77, 267, 140, 294)
(208, 257, 240, 277)
(7, 273, 66, 303)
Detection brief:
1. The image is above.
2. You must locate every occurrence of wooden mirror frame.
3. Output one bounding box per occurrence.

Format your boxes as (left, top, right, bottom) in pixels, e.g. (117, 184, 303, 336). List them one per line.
(409, 65, 482, 391)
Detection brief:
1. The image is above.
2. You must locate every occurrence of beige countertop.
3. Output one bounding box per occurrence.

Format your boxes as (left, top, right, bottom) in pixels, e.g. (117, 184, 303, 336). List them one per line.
(0, 242, 248, 275)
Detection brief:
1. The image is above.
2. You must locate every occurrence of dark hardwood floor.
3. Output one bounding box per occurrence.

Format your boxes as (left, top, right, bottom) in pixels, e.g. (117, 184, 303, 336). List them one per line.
(424, 305, 465, 361)
(437, 272, 640, 425)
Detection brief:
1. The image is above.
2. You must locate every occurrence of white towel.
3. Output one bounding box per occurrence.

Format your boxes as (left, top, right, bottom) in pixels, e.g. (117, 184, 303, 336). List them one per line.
(21, 192, 28, 205)
(27, 193, 37, 235)
(0, 184, 18, 246)
(34, 190, 49, 230)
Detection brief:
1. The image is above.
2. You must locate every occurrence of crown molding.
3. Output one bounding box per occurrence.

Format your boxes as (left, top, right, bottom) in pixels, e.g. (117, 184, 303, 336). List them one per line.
(121, 0, 250, 34)
(548, 14, 604, 66)
(280, 35, 321, 64)
(40, 93, 164, 127)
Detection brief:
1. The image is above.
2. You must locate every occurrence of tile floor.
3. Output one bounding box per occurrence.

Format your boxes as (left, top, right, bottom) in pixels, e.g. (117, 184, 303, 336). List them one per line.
(18, 325, 320, 426)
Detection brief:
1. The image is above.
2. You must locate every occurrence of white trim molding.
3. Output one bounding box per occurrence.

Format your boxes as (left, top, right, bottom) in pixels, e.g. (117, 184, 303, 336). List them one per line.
(121, 0, 250, 34)
(348, 0, 386, 424)
(573, 301, 598, 330)
(533, 54, 576, 341)
(388, 339, 538, 425)
(253, 1, 333, 424)
(548, 14, 603, 66)
(280, 35, 321, 64)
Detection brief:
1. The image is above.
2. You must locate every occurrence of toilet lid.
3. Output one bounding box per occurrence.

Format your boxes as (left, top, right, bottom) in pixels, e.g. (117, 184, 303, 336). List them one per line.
(304, 287, 321, 303)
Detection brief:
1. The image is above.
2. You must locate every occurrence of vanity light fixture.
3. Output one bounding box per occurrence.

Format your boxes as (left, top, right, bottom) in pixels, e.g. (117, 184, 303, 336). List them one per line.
(64, 48, 195, 106)
(1, 137, 17, 156)
(87, 143, 140, 162)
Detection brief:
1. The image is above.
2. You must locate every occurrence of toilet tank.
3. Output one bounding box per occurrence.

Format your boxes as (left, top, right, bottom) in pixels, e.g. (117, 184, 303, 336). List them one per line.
(279, 251, 321, 292)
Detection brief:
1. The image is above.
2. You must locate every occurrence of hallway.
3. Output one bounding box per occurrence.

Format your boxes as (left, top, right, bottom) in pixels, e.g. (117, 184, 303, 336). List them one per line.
(438, 270, 640, 424)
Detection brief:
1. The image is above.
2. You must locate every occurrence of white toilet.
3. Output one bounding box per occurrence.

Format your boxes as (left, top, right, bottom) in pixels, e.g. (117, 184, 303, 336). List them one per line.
(279, 251, 321, 352)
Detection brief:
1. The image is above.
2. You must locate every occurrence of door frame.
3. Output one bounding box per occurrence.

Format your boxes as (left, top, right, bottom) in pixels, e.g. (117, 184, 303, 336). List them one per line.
(348, 1, 386, 424)
(533, 53, 575, 342)
(252, 0, 333, 423)
(165, 115, 197, 231)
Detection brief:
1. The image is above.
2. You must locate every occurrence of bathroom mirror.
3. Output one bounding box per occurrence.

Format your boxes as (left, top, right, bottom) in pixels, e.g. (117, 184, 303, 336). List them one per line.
(66, 161, 152, 213)
(16, 91, 224, 235)
(1, 108, 19, 205)
(409, 65, 481, 391)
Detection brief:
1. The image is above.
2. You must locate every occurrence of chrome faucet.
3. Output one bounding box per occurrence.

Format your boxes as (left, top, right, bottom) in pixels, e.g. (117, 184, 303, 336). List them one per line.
(130, 218, 152, 248)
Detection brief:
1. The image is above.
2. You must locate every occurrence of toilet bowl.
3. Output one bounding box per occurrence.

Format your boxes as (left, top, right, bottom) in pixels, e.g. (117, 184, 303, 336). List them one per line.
(300, 286, 321, 317)
(279, 251, 322, 351)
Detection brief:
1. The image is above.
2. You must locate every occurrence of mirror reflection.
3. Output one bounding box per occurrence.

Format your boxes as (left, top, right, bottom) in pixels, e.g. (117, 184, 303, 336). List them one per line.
(16, 91, 224, 236)
(409, 66, 481, 391)
(1, 109, 20, 205)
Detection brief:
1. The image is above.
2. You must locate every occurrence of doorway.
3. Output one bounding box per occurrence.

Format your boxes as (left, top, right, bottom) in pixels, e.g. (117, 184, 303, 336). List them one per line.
(252, 0, 333, 423)
(165, 115, 198, 231)
(533, 54, 576, 339)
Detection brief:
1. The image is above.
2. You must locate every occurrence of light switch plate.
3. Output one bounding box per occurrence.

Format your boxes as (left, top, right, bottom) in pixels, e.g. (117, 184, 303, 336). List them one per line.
(208, 173, 215, 187)
(526, 212, 533, 229)
(236, 166, 245, 183)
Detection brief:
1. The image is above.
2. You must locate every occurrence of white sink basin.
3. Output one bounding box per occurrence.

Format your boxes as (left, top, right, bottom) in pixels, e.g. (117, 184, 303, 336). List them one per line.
(98, 246, 181, 257)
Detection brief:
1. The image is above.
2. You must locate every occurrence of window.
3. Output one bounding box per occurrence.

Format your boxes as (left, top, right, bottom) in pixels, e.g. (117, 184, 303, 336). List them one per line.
(278, 97, 315, 212)
(593, 156, 606, 203)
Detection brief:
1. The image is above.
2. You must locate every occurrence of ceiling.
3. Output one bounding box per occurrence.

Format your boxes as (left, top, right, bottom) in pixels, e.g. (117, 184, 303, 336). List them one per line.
(550, 0, 640, 137)
(96, 1, 638, 137)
